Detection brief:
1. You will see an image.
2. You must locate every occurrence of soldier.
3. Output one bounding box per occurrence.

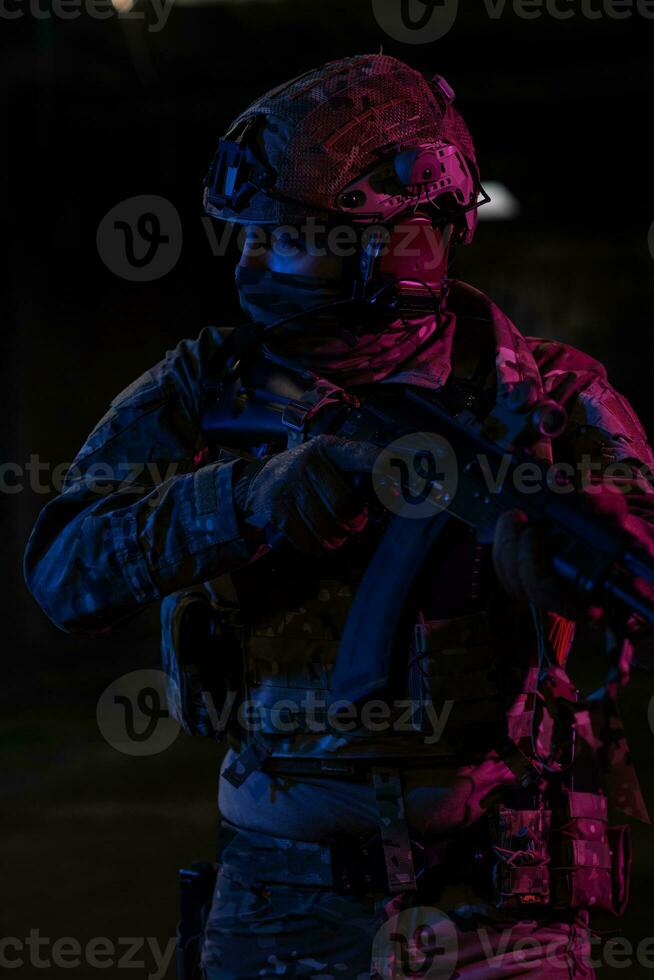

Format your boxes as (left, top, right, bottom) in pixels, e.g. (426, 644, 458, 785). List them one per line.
(25, 55, 654, 978)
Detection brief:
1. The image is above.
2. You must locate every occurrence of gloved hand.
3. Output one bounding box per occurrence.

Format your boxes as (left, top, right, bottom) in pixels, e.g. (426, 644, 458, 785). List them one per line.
(233, 435, 380, 556)
(492, 487, 654, 622)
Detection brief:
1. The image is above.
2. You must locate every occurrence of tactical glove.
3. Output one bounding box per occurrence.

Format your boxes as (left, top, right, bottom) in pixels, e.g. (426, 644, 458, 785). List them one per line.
(233, 435, 379, 556)
(493, 487, 654, 623)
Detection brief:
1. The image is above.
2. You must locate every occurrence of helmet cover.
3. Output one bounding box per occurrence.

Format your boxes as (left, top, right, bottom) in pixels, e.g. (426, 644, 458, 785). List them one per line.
(204, 54, 480, 241)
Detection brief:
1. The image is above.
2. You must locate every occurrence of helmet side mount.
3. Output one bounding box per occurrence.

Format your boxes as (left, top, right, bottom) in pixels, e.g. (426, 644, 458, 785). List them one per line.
(204, 119, 278, 218)
(335, 141, 486, 245)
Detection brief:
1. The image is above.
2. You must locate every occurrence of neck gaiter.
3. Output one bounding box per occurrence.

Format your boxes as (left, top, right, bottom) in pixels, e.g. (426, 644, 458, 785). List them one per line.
(235, 266, 451, 386)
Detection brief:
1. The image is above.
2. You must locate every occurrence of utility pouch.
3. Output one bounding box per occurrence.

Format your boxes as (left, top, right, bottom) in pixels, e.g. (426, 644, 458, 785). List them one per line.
(409, 611, 505, 736)
(161, 588, 241, 739)
(551, 789, 632, 915)
(489, 805, 552, 910)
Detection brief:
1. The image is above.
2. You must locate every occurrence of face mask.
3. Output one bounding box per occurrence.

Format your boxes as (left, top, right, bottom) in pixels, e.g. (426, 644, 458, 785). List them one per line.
(234, 262, 451, 387)
(234, 266, 351, 332)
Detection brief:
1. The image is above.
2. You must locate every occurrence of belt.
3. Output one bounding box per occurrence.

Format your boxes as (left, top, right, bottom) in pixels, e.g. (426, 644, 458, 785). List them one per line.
(215, 822, 586, 923)
(217, 819, 489, 898)
(262, 753, 462, 778)
(329, 830, 466, 895)
(222, 741, 464, 789)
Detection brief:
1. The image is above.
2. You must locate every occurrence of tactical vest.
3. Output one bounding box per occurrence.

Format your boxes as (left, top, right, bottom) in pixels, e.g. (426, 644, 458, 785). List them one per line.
(161, 321, 636, 909)
(162, 334, 553, 783)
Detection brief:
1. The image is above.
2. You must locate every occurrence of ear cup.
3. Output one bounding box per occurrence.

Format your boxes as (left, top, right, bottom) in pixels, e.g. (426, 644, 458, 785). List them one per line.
(354, 215, 452, 318)
(376, 216, 451, 291)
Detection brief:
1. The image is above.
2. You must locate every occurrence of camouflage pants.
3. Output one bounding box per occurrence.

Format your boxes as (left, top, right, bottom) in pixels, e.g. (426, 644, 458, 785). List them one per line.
(200, 823, 596, 979)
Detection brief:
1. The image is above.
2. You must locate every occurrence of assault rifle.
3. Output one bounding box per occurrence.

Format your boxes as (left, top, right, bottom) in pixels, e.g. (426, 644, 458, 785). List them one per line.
(328, 380, 654, 703)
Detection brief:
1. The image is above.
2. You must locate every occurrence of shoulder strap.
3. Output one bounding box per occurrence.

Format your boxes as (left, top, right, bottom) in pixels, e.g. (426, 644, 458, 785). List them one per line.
(199, 321, 268, 442)
(202, 321, 265, 392)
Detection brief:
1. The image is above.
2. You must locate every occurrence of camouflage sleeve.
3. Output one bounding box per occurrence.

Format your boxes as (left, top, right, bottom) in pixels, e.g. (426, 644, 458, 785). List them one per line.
(24, 326, 252, 634)
(529, 337, 654, 528)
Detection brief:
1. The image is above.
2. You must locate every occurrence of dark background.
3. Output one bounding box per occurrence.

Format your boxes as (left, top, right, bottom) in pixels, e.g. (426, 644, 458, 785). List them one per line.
(4, 0, 654, 976)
